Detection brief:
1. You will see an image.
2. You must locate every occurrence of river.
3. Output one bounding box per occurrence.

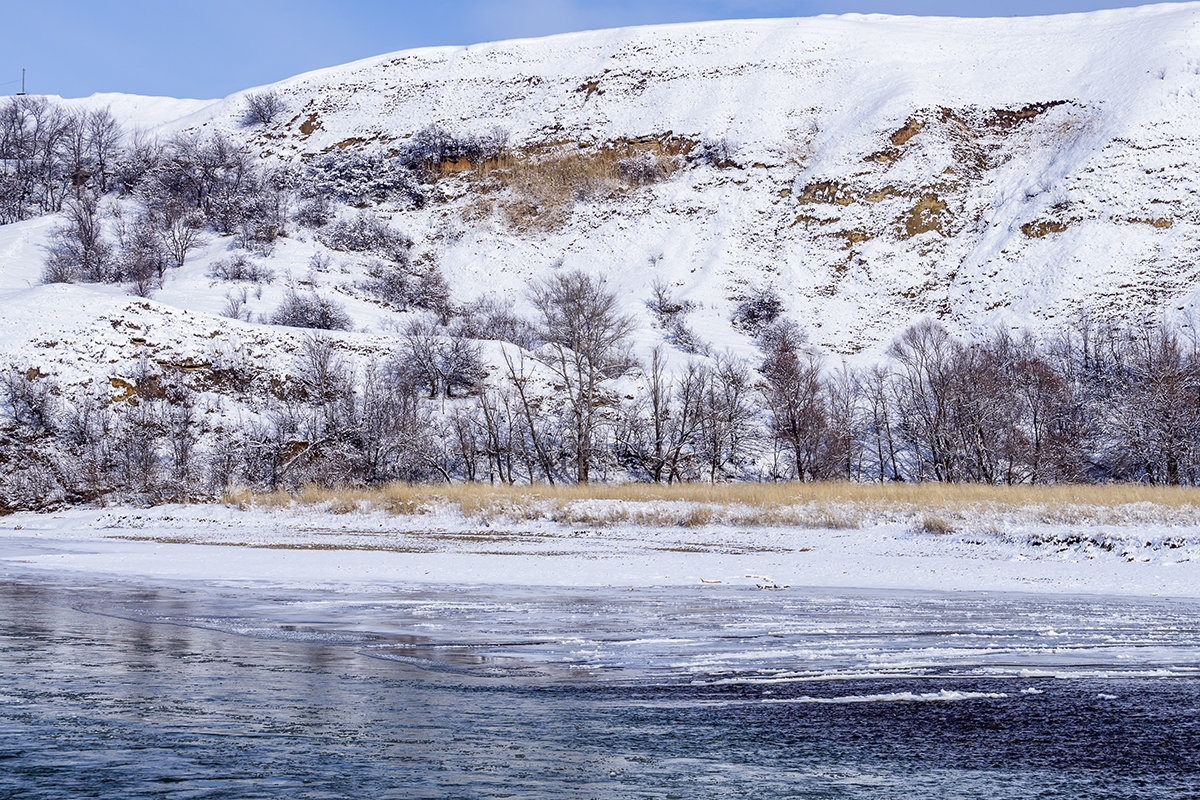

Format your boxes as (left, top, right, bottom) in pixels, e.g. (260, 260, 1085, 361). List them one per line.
(1, 576, 1197, 798)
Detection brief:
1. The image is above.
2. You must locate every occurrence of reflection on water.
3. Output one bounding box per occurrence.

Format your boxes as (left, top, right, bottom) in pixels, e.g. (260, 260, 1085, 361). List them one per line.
(1, 578, 1197, 798)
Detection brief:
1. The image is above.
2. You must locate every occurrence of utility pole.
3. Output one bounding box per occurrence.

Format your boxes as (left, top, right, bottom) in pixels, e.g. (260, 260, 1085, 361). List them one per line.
(16, 68, 25, 96)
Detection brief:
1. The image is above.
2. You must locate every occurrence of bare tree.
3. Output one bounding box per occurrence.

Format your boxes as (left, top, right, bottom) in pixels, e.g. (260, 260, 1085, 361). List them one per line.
(699, 353, 759, 482)
(60, 110, 92, 200)
(862, 365, 901, 482)
(43, 192, 113, 283)
(242, 91, 287, 126)
(87, 107, 122, 193)
(153, 200, 205, 268)
(761, 321, 828, 481)
(0, 96, 70, 220)
(113, 209, 171, 294)
(296, 333, 355, 435)
(529, 270, 635, 483)
(399, 318, 484, 401)
(825, 364, 862, 481)
(888, 320, 959, 481)
(620, 348, 710, 483)
(163, 395, 198, 491)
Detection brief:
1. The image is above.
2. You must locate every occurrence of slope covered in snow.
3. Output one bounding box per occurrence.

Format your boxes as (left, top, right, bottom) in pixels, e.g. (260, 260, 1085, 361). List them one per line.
(57, 93, 216, 131)
(2, 4, 1200, 502)
(169, 1, 1200, 350)
(3, 5, 1199, 355)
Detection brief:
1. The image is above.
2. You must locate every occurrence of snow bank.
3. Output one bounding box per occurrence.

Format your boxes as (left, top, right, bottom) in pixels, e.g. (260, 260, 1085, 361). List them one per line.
(2, 502, 1197, 598)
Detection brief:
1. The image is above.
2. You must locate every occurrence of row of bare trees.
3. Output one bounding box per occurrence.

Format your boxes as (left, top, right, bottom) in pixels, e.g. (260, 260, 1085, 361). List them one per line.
(0, 96, 121, 223)
(759, 317, 1200, 486)
(41, 123, 298, 290)
(6, 268, 1200, 509)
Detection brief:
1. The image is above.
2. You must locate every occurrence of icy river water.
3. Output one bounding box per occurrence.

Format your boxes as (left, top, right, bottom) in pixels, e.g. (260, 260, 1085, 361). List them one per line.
(1, 575, 1198, 799)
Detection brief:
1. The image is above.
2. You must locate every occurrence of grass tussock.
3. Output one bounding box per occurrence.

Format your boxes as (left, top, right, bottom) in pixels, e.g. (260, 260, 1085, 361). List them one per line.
(918, 514, 956, 535)
(223, 481, 1200, 530)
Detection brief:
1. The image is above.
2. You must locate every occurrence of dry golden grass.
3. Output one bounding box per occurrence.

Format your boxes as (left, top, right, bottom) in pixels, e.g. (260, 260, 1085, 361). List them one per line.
(918, 514, 956, 535)
(223, 481, 1200, 529)
(460, 140, 683, 230)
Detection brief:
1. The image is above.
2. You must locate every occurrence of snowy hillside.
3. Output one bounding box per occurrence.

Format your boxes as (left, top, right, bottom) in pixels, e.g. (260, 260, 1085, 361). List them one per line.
(4, 4, 1200, 356)
(3, 4, 1200, 503)
(173, 1, 1200, 350)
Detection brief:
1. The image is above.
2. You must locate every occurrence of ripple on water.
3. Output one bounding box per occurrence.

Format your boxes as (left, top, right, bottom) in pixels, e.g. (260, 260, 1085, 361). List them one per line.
(0, 579, 1197, 799)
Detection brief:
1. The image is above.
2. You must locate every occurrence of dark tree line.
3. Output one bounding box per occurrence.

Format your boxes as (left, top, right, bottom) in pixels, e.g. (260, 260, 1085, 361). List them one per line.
(753, 316, 1200, 486)
(6, 266, 1200, 511)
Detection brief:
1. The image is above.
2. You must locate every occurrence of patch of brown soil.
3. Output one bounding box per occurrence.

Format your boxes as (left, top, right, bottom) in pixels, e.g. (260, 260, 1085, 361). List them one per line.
(1129, 217, 1173, 229)
(109, 377, 136, 403)
(298, 112, 321, 137)
(156, 358, 212, 373)
(109, 375, 168, 404)
(797, 180, 856, 206)
(830, 228, 871, 249)
(328, 136, 368, 151)
(791, 213, 838, 228)
(890, 118, 924, 146)
(901, 194, 948, 237)
(988, 100, 1068, 128)
(862, 186, 900, 203)
(576, 79, 604, 101)
(439, 157, 474, 173)
(1021, 219, 1071, 238)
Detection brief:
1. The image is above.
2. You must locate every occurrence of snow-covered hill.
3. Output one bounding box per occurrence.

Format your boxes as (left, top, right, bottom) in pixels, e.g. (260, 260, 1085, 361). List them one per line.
(167, 1, 1200, 350)
(2, 3, 1200, 487)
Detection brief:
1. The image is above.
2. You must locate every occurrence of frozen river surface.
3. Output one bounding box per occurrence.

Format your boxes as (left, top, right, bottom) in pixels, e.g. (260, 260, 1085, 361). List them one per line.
(1, 576, 1198, 798)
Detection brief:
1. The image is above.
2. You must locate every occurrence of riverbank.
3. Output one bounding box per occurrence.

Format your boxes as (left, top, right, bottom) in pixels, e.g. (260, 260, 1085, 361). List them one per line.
(2, 496, 1198, 597)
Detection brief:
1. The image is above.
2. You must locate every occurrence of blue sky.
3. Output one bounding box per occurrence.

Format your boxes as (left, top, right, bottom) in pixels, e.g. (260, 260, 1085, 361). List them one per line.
(2, 1, 1182, 99)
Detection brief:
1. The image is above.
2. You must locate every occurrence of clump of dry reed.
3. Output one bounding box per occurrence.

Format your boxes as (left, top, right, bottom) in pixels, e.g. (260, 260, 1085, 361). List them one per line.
(917, 514, 956, 535)
(223, 481, 1200, 529)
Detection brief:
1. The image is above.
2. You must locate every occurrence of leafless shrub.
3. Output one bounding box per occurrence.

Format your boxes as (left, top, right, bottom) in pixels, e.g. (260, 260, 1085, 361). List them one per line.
(269, 289, 352, 331)
(242, 91, 286, 126)
(616, 153, 669, 185)
(0, 368, 59, 433)
(646, 278, 692, 323)
(302, 152, 426, 208)
(397, 318, 486, 399)
(42, 193, 114, 283)
(732, 289, 784, 334)
(362, 258, 451, 318)
(294, 195, 334, 229)
(398, 124, 509, 178)
(457, 296, 539, 349)
(210, 254, 274, 283)
(112, 209, 171, 294)
(319, 212, 411, 263)
(694, 137, 739, 168)
(40, 256, 76, 284)
(222, 288, 251, 321)
(647, 279, 705, 353)
(666, 319, 708, 355)
(213, 253, 276, 284)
